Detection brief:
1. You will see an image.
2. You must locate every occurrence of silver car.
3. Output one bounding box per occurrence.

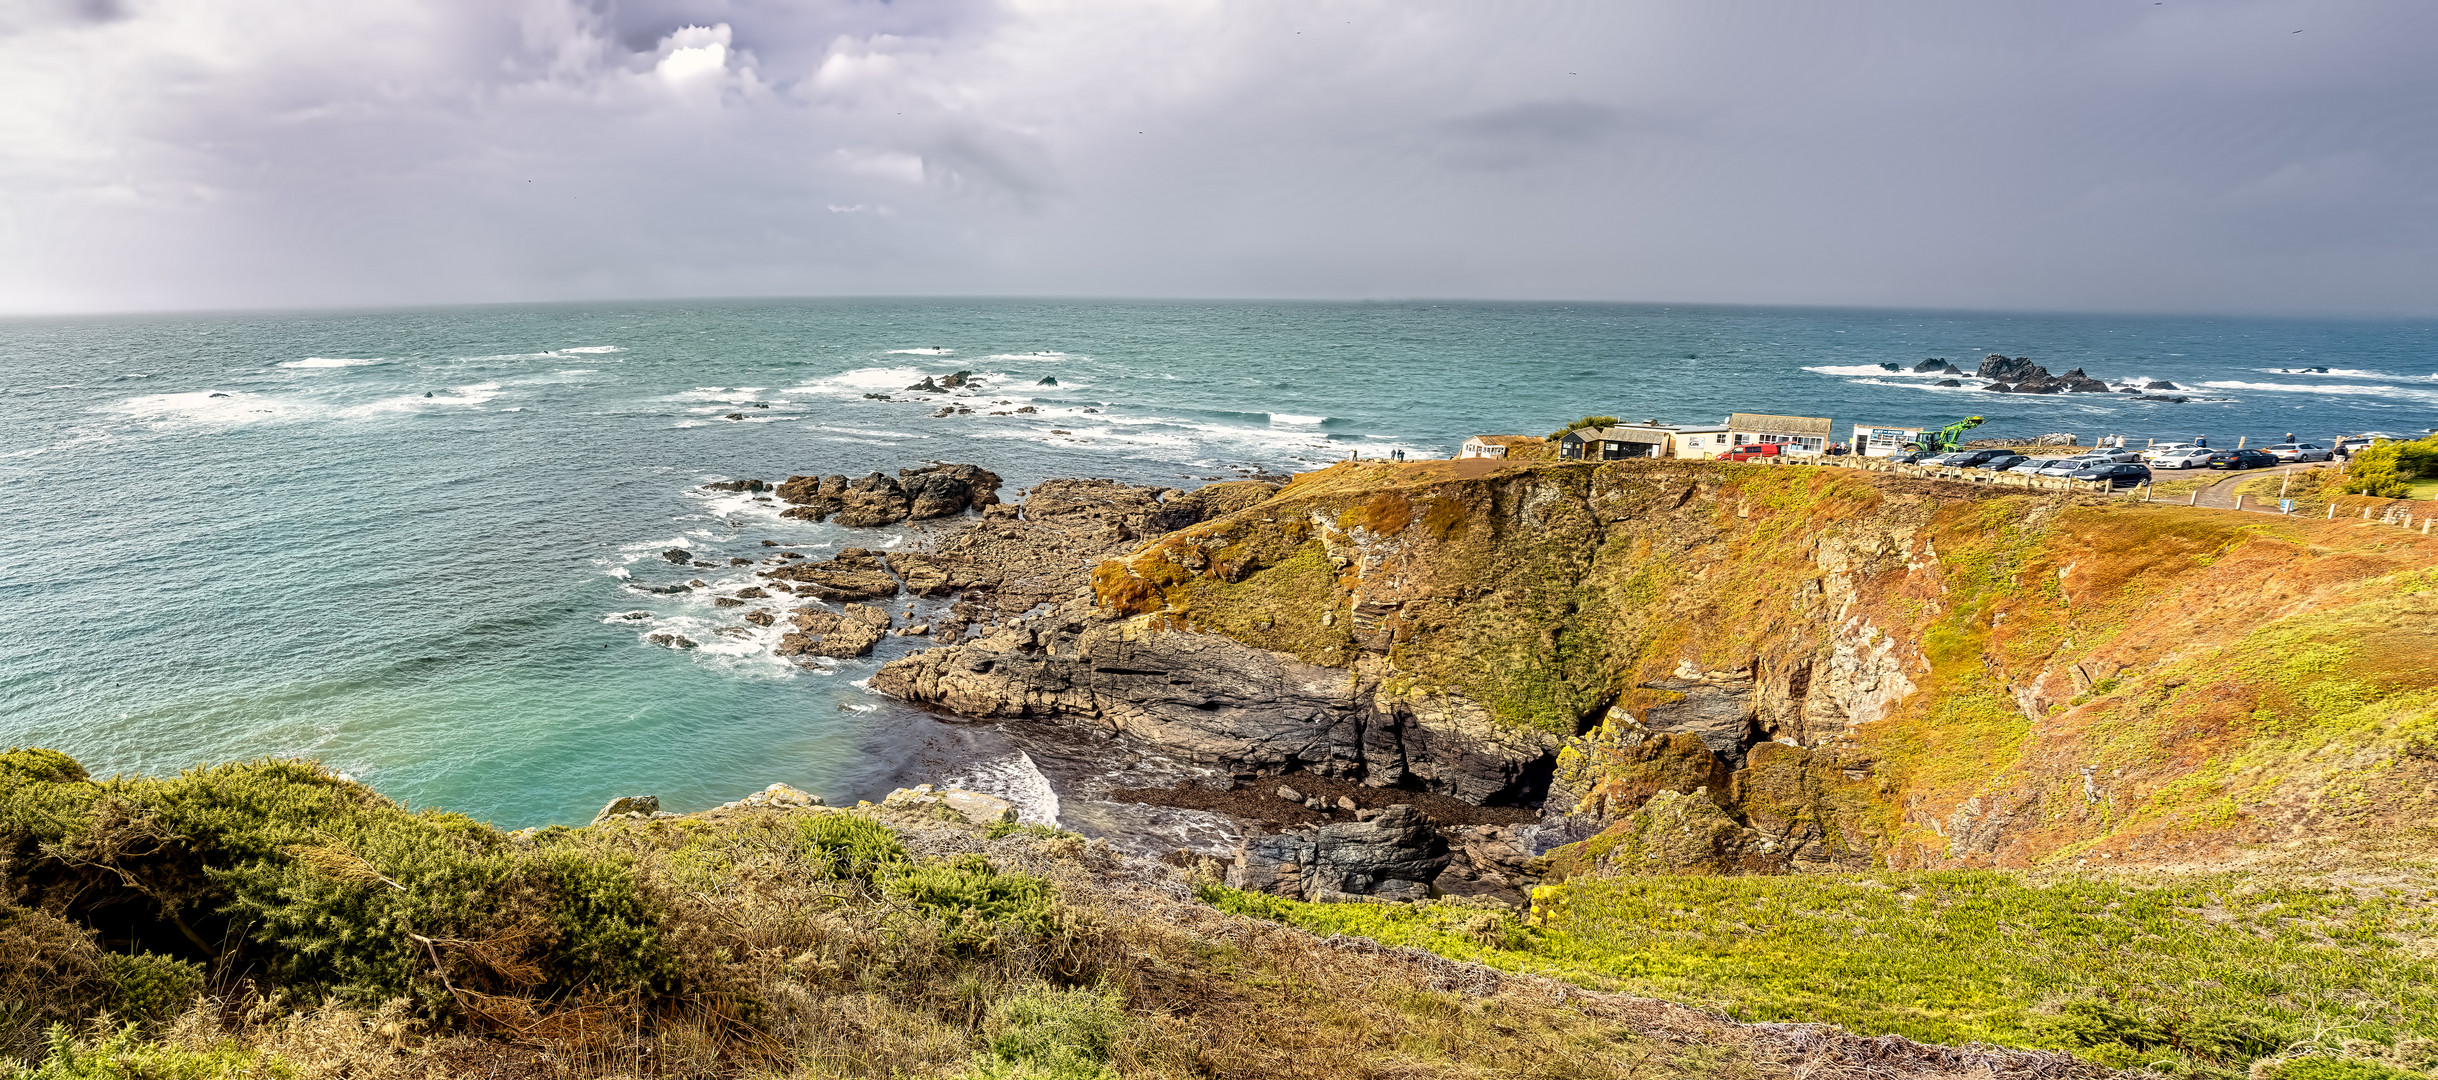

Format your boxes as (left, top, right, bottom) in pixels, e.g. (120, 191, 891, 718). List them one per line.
(2263, 442, 2332, 463)
(2150, 447, 2216, 470)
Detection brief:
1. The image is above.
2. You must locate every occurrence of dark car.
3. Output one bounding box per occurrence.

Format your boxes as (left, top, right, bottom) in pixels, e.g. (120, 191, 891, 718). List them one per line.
(2207, 448, 2279, 471)
(1973, 453, 2030, 471)
(2070, 462, 2153, 488)
(1889, 450, 1939, 464)
(1933, 449, 2004, 467)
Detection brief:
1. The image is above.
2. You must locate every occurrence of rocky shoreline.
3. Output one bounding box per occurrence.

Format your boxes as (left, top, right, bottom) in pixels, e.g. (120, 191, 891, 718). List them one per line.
(671, 460, 1581, 906)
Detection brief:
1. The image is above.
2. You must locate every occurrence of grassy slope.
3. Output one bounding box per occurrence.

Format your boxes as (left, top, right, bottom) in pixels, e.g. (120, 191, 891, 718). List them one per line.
(1202, 865, 2438, 1079)
(2, 753, 1835, 1080)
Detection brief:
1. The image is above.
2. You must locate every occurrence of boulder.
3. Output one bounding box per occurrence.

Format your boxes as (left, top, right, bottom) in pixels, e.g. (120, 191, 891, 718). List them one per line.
(591, 795, 660, 825)
(1878, 362, 1901, 371)
(2144, 380, 2180, 391)
(720, 782, 822, 810)
(744, 609, 776, 627)
(1911, 358, 1949, 372)
(2053, 367, 2111, 393)
(1975, 354, 2044, 382)
(764, 548, 900, 601)
(1937, 379, 1963, 387)
(662, 548, 691, 564)
(646, 633, 699, 649)
(704, 479, 769, 493)
(1224, 805, 1452, 901)
(713, 596, 744, 608)
(882, 783, 1018, 826)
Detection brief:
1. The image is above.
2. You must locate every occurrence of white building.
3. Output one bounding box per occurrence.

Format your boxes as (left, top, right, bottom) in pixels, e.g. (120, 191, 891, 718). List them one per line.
(1852, 424, 1926, 457)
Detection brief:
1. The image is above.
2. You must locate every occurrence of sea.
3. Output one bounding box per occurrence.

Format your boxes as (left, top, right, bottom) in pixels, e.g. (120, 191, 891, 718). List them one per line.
(3, 298, 2432, 847)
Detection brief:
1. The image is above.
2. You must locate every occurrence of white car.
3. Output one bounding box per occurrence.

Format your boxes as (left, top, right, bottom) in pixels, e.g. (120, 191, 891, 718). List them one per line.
(2263, 442, 2332, 463)
(2141, 442, 2200, 463)
(2150, 447, 2216, 470)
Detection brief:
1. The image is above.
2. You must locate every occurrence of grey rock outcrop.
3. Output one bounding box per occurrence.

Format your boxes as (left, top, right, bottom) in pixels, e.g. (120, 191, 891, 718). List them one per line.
(774, 464, 1004, 526)
(869, 612, 1556, 803)
(1224, 804, 1451, 901)
(591, 795, 661, 824)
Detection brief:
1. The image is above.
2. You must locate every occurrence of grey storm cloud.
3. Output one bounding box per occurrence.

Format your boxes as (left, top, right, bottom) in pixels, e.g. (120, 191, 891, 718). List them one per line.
(1, 0, 2433, 315)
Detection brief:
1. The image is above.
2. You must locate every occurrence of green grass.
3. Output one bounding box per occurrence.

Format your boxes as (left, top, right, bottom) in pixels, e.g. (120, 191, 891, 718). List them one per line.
(1200, 870, 2438, 1078)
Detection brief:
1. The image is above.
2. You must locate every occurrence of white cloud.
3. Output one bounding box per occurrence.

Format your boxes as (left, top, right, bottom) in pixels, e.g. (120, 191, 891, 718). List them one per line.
(0, 0, 2432, 315)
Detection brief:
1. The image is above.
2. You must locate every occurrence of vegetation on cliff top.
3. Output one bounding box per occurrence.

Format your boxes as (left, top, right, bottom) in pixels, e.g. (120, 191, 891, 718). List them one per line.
(1203, 865, 2438, 1079)
(5, 751, 1829, 1080)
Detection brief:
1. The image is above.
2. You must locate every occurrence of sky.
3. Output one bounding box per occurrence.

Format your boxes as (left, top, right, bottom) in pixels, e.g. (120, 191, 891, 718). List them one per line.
(1, 0, 2433, 316)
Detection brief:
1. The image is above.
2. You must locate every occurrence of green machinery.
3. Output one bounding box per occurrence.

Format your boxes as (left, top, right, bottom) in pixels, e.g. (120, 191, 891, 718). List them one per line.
(1911, 415, 1985, 453)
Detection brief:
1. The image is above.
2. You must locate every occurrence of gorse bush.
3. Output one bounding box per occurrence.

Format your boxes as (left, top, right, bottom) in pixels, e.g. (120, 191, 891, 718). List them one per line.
(2340, 434, 2438, 498)
(797, 812, 911, 881)
(887, 854, 1057, 954)
(961, 984, 1127, 1080)
(11, 1025, 290, 1080)
(0, 753, 679, 1019)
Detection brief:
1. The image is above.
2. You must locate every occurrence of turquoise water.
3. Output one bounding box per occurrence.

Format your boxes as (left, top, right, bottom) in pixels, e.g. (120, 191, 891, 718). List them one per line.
(3, 299, 2433, 832)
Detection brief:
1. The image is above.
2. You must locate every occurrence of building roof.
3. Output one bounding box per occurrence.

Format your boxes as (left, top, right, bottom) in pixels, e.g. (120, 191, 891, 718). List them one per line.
(1563, 425, 1670, 445)
(1727, 412, 1834, 437)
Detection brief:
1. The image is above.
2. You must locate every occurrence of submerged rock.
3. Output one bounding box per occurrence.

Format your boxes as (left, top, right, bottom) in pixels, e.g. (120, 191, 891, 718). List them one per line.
(662, 548, 691, 564)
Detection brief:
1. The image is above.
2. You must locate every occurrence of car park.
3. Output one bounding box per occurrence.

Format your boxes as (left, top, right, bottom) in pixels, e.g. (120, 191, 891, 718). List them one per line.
(2263, 442, 2332, 463)
(2070, 462, 2153, 488)
(1973, 453, 2030, 471)
(2149, 447, 2216, 470)
(2207, 448, 2279, 470)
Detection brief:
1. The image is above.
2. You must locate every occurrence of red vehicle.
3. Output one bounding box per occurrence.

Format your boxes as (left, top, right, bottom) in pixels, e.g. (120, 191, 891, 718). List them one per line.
(1722, 442, 1784, 462)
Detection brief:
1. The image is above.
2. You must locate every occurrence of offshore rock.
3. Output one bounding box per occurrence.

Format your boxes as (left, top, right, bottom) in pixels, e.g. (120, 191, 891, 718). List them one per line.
(591, 795, 660, 825)
(1224, 804, 1451, 901)
(870, 613, 1555, 803)
(774, 464, 1003, 525)
(1975, 354, 2043, 382)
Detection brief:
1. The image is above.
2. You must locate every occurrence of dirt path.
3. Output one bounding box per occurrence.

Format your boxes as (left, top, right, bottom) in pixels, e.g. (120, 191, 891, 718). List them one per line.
(2190, 462, 2317, 511)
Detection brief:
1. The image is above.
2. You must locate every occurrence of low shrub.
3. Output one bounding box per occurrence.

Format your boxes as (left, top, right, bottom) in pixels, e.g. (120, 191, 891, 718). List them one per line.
(797, 813, 911, 881)
(961, 984, 1127, 1080)
(10, 1025, 290, 1080)
(886, 855, 1056, 953)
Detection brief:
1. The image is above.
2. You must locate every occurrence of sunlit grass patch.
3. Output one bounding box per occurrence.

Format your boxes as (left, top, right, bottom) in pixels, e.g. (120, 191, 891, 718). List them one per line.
(1202, 870, 2438, 1078)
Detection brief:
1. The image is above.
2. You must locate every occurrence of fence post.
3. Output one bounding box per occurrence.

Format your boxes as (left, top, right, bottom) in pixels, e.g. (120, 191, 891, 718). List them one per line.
(2234, 494, 2245, 511)
(2327, 503, 2336, 520)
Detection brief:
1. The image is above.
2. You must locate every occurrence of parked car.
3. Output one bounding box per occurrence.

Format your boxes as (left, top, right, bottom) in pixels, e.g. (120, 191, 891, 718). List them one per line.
(2141, 442, 2201, 462)
(2149, 447, 2216, 470)
(2262, 442, 2332, 462)
(2082, 449, 2144, 463)
(1888, 449, 1940, 464)
(1931, 449, 2005, 468)
(1973, 454, 2031, 471)
(2003, 458, 2055, 475)
(2070, 462, 2153, 488)
(1722, 442, 1784, 462)
(2207, 448, 2279, 470)
(2032, 457, 2095, 476)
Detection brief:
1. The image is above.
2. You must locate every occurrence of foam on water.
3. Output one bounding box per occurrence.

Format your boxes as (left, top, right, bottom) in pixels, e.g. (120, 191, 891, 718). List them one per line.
(2200, 380, 2438, 402)
(559, 346, 622, 354)
(1806, 364, 1946, 377)
(887, 347, 955, 356)
(941, 751, 1063, 827)
(282, 357, 379, 368)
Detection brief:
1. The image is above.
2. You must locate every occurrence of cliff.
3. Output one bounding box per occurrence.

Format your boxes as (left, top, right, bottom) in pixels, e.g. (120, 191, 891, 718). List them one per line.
(879, 457, 2438, 874)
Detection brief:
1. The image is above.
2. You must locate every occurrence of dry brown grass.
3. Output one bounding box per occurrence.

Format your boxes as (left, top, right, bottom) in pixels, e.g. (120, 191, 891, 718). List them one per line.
(8, 801, 2094, 1080)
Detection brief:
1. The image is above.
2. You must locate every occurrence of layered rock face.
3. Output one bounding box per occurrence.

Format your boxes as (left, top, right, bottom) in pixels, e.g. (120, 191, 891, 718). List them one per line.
(1223, 804, 1452, 901)
(870, 616, 1557, 804)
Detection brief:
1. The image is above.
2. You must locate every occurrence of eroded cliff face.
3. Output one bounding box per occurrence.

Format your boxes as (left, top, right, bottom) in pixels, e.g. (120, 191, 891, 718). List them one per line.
(879, 458, 2438, 873)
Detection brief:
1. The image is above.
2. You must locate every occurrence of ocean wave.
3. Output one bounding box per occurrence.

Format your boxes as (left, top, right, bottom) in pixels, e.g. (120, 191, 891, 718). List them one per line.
(788, 367, 934, 395)
(281, 357, 378, 368)
(103, 391, 325, 426)
(2249, 367, 2404, 379)
(1269, 413, 1328, 426)
(980, 351, 1070, 361)
(2200, 380, 2438, 401)
(558, 345, 622, 354)
(940, 751, 1063, 827)
(887, 347, 955, 356)
(1805, 364, 1943, 377)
